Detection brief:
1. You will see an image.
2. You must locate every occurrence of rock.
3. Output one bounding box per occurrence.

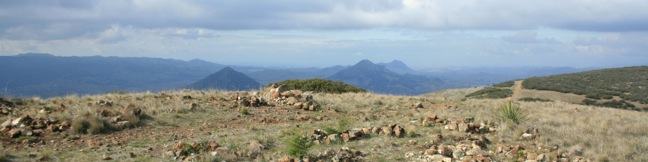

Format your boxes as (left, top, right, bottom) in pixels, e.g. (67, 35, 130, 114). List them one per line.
(11, 115, 32, 127)
(340, 131, 351, 142)
(349, 129, 365, 140)
(458, 123, 469, 132)
(247, 140, 265, 157)
(414, 102, 424, 108)
(102, 154, 112, 160)
(444, 122, 458, 130)
(361, 128, 371, 134)
(1, 118, 11, 131)
(371, 127, 380, 134)
(393, 125, 405, 138)
(521, 133, 535, 140)
(437, 145, 452, 157)
(278, 155, 295, 162)
(381, 126, 393, 136)
(536, 154, 547, 162)
(8, 128, 21, 138)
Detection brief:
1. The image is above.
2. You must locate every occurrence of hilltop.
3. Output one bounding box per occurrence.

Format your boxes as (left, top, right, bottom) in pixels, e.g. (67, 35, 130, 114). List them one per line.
(188, 67, 261, 91)
(1, 86, 646, 161)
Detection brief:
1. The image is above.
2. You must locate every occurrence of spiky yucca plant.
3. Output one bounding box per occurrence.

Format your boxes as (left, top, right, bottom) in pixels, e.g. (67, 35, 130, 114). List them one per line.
(496, 101, 526, 125)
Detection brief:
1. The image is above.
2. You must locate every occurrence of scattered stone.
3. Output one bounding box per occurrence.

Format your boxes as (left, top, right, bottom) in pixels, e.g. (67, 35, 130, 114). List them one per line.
(247, 140, 265, 157)
(102, 154, 112, 160)
(414, 102, 424, 109)
(393, 125, 406, 138)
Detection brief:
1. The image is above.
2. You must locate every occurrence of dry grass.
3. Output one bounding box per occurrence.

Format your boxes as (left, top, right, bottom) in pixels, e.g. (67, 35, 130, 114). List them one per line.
(1, 89, 646, 161)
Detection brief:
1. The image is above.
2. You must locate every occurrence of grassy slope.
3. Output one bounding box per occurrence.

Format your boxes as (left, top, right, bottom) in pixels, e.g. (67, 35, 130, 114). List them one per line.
(1, 89, 647, 161)
(523, 66, 648, 109)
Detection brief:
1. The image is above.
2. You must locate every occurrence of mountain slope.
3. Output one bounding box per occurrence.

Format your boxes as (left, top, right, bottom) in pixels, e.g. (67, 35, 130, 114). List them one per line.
(0, 53, 224, 97)
(378, 60, 419, 74)
(328, 60, 442, 95)
(188, 67, 260, 90)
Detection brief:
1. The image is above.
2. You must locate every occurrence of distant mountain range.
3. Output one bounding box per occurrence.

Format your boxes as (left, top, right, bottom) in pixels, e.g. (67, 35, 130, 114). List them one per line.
(0, 53, 223, 97)
(0, 53, 586, 97)
(187, 67, 260, 91)
(328, 60, 442, 95)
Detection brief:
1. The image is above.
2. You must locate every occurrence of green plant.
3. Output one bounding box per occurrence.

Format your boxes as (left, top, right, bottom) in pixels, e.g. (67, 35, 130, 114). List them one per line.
(285, 134, 313, 158)
(495, 101, 526, 125)
(239, 108, 250, 116)
(518, 97, 552, 102)
(270, 79, 366, 93)
(466, 87, 513, 99)
(71, 112, 111, 134)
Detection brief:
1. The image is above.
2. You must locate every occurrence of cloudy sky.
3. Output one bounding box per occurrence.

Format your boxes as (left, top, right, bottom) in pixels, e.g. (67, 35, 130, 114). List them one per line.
(1, 0, 647, 68)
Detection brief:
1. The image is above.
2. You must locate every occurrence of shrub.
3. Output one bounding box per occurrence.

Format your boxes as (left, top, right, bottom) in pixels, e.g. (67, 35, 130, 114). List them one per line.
(466, 87, 513, 99)
(495, 101, 526, 125)
(71, 112, 111, 134)
(493, 81, 515, 88)
(270, 79, 366, 93)
(518, 97, 552, 102)
(285, 134, 312, 158)
(239, 108, 250, 116)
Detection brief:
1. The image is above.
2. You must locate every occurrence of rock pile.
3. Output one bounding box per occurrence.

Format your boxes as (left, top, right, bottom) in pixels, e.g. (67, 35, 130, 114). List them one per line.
(1, 115, 69, 139)
(261, 84, 320, 111)
(311, 124, 407, 144)
(279, 147, 366, 162)
(169, 140, 221, 160)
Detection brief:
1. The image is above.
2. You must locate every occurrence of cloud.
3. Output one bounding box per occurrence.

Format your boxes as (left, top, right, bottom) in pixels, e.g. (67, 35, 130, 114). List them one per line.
(2, 0, 648, 40)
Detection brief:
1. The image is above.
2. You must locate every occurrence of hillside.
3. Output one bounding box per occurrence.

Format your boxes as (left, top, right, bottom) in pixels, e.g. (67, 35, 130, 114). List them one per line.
(188, 67, 260, 91)
(523, 66, 648, 110)
(0, 53, 224, 97)
(328, 60, 442, 95)
(467, 66, 648, 111)
(1, 88, 645, 161)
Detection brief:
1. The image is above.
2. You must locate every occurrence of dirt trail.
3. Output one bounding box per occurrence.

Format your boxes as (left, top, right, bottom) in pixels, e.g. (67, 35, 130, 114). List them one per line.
(511, 80, 524, 99)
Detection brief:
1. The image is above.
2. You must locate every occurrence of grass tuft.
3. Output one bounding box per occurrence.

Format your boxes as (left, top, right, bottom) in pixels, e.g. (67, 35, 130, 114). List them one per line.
(285, 134, 313, 158)
(495, 101, 526, 125)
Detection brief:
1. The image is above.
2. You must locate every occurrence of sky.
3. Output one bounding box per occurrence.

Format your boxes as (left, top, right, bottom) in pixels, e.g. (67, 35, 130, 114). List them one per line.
(1, 0, 647, 68)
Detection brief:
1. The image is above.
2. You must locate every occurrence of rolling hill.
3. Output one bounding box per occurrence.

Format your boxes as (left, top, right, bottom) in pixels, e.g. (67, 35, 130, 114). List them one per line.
(467, 66, 648, 111)
(188, 67, 260, 91)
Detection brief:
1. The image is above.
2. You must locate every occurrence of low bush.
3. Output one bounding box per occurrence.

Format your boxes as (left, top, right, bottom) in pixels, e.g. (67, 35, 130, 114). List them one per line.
(271, 79, 366, 93)
(466, 87, 513, 99)
(71, 112, 112, 134)
(518, 97, 552, 102)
